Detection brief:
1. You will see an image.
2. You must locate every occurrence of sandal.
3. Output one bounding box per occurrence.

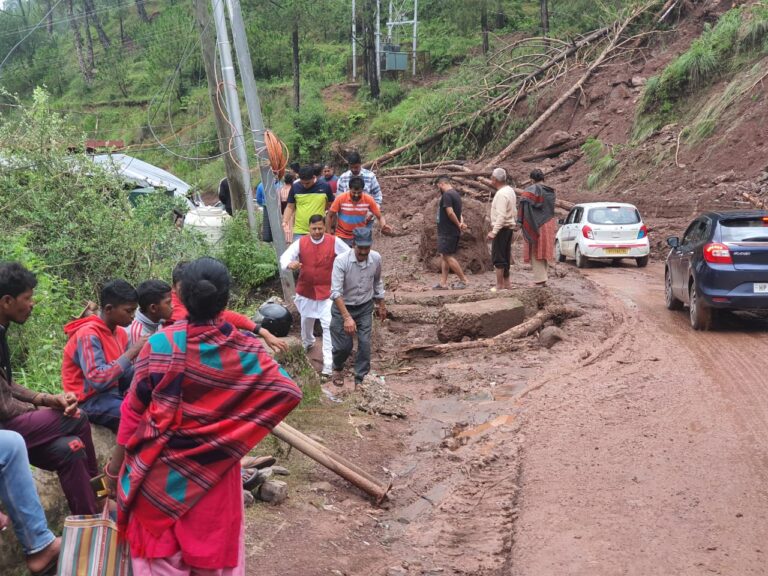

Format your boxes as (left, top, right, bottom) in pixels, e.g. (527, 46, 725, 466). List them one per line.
(332, 371, 345, 387)
(241, 455, 276, 470)
(432, 283, 449, 290)
(451, 281, 467, 290)
(29, 556, 58, 576)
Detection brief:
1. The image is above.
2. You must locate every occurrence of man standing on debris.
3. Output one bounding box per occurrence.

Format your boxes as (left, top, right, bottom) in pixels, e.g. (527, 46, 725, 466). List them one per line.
(487, 168, 517, 291)
(336, 152, 383, 206)
(280, 215, 350, 379)
(518, 169, 557, 286)
(330, 227, 386, 389)
(434, 176, 469, 290)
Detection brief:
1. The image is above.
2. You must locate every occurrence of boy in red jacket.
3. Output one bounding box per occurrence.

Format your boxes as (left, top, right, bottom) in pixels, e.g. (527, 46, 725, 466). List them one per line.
(62, 280, 146, 432)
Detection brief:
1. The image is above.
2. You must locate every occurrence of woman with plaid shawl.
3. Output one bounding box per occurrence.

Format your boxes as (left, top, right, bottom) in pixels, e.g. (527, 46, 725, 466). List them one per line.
(107, 258, 302, 575)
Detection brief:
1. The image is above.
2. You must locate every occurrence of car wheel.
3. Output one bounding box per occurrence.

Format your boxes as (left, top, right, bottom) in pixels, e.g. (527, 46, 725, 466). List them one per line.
(636, 255, 649, 268)
(575, 245, 588, 269)
(689, 279, 712, 330)
(555, 241, 566, 263)
(665, 268, 683, 310)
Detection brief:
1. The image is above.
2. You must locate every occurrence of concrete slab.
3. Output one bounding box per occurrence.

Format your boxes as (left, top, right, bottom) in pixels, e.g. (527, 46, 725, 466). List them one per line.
(437, 297, 525, 343)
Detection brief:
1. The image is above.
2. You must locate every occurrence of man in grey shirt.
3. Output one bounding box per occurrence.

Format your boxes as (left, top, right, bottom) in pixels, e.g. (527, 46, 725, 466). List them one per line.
(330, 227, 386, 388)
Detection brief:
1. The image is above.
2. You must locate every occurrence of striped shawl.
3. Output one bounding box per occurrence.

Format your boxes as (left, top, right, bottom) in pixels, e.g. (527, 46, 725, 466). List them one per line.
(117, 320, 302, 537)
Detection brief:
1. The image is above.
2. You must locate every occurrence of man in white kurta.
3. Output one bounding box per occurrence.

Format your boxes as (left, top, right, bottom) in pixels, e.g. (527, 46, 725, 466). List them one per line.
(280, 214, 350, 377)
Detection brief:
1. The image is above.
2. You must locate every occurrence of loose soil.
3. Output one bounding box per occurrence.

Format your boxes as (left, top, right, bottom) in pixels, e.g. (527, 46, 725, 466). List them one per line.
(240, 2, 768, 574)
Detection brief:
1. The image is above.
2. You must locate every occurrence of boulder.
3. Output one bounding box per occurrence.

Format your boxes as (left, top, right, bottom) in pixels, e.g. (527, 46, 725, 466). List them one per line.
(539, 325, 567, 349)
(257, 480, 289, 505)
(544, 130, 572, 149)
(437, 298, 525, 343)
(631, 76, 646, 87)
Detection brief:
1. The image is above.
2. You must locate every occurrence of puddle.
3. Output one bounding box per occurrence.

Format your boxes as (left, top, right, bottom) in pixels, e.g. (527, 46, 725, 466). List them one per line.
(456, 414, 515, 438)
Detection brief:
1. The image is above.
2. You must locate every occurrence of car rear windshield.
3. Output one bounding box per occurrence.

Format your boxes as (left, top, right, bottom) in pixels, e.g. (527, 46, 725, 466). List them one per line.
(587, 206, 640, 225)
(720, 217, 768, 242)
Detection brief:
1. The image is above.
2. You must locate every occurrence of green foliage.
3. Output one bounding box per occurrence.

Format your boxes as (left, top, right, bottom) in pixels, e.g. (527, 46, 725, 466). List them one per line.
(582, 137, 619, 190)
(218, 211, 277, 302)
(0, 236, 79, 394)
(637, 3, 768, 136)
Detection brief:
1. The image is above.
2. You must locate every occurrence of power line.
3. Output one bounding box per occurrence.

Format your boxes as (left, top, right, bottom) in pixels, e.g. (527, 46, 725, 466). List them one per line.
(0, 0, 66, 73)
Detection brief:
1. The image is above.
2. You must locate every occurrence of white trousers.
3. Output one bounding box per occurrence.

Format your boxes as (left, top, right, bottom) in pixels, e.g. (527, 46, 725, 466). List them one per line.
(295, 295, 333, 374)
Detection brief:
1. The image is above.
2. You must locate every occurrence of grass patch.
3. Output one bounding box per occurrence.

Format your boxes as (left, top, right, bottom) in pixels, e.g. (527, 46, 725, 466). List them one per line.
(636, 3, 768, 138)
(582, 137, 620, 190)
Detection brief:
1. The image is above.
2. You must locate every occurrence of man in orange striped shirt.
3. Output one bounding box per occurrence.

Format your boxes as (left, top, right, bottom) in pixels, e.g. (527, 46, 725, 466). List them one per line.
(327, 176, 392, 246)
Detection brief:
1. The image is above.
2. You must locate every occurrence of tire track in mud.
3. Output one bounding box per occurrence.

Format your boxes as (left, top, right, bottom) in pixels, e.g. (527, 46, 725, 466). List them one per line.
(509, 263, 768, 576)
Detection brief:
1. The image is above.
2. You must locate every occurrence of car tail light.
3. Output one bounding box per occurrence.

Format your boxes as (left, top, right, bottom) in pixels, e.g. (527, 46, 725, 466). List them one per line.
(637, 225, 649, 239)
(582, 225, 594, 240)
(703, 242, 732, 264)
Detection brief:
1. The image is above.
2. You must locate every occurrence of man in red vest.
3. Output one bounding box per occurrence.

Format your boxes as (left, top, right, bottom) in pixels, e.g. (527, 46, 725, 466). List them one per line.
(280, 214, 350, 377)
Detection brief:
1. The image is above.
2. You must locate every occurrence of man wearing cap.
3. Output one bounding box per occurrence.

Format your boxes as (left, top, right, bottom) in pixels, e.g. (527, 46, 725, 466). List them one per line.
(329, 227, 386, 388)
(280, 214, 350, 378)
(487, 168, 517, 291)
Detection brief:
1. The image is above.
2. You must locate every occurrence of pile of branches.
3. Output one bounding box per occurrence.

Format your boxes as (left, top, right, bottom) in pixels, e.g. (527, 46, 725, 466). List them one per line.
(366, 1, 669, 172)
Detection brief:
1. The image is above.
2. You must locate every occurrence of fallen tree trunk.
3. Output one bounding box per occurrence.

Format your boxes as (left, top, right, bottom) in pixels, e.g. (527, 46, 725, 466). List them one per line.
(483, 7, 649, 170)
(520, 137, 587, 162)
(380, 170, 493, 180)
(401, 305, 581, 358)
(365, 26, 611, 170)
(381, 160, 465, 172)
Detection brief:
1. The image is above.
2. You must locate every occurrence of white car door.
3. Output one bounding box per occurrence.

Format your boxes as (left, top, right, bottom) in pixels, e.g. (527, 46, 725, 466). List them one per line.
(563, 207, 583, 257)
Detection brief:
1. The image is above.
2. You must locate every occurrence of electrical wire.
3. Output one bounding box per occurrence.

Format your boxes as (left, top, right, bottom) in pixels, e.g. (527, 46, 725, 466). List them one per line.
(0, 0, 66, 73)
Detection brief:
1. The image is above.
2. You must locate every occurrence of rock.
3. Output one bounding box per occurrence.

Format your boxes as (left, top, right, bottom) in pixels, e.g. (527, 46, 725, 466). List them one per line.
(243, 490, 256, 508)
(271, 465, 290, 476)
(712, 170, 737, 184)
(387, 568, 408, 576)
(309, 481, 334, 493)
(257, 480, 289, 504)
(584, 111, 603, 125)
(545, 130, 572, 149)
(631, 75, 646, 87)
(539, 326, 567, 349)
(437, 298, 525, 343)
(387, 304, 439, 324)
(611, 83, 632, 100)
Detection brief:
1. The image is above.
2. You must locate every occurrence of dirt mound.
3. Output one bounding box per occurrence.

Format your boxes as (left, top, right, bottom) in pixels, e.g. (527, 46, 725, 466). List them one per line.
(417, 195, 493, 274)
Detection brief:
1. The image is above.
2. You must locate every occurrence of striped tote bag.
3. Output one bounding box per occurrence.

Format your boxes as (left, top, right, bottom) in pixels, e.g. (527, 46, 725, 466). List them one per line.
(57, 501, 132, 576)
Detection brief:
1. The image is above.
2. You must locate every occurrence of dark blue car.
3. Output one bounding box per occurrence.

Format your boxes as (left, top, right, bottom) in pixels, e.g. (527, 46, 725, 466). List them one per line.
(665, 210, 768, 330)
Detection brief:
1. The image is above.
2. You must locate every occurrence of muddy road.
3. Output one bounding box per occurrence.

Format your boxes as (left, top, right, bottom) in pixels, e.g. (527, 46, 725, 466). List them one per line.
(245, 259, 768, 576)
(512, 262, 768, 575)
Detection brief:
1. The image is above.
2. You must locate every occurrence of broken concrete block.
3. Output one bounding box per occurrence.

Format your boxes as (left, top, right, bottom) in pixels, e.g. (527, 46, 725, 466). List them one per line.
(257, 480, 289, 504)
(437, 298, 525, 343)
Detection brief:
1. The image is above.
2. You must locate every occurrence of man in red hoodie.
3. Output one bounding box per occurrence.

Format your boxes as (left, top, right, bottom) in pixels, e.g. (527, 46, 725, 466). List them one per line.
(62, 280, 146, 433)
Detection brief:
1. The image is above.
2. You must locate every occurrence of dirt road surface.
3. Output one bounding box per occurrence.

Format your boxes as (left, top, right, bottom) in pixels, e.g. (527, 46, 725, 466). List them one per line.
(512, 262, 768, 575)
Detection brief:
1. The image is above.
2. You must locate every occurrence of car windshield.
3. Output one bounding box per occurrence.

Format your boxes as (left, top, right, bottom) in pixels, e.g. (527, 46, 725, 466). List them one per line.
(720, 217, 768, 242)
(587, 207, 640, 225)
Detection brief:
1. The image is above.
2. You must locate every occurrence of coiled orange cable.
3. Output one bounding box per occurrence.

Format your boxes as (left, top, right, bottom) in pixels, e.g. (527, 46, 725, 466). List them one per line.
(264, 130, 289, 181)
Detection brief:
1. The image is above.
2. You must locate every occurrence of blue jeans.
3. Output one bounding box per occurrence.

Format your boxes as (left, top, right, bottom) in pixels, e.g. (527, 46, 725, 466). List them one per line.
(80, 391, 123, 432)
(0, 430, 55, 555)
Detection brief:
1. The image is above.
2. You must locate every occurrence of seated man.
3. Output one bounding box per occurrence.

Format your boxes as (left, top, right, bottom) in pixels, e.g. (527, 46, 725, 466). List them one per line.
(62, 279, 146, 432)
(126, 279, 173, 345)
(0, 262, 98, 517)
(1, 430, 61, 576)
(167, 262, 288, 353)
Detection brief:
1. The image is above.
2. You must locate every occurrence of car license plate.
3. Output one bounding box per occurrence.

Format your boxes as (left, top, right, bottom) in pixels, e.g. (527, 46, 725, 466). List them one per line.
(755, 283, 768, 293)
(604, 248, 629, 255)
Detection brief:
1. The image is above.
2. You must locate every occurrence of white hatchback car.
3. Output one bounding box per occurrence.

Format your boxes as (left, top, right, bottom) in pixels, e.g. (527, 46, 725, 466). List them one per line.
(555, 202, 650, 268)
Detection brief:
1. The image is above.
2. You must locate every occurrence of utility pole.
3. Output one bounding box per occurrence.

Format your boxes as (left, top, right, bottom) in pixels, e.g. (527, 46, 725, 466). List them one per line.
(352, 0, 357, 81)
(412, 0, 418, 75)
(193, 0, 247, 215)
(224, 0, 296, 301)
(210, 0, 257, 234)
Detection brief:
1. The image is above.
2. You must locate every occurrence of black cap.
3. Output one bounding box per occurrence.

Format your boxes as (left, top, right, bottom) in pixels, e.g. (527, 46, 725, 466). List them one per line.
(353, 227, 373, 247)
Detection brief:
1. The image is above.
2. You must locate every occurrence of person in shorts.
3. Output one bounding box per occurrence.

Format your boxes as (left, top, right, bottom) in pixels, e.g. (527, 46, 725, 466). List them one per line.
(434, 177, 468, 290)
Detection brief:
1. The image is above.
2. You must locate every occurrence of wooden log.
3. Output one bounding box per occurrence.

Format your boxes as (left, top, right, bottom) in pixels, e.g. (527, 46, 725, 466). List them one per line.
(519, 137, 587, 162)
(381, 160, 464, 172)
(401, 305, 582, 358)
(271, 423, 390, 502)
(483, 7, 649, 170)
(742, 191, 767, 209)
(380, 170, 494, 180)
